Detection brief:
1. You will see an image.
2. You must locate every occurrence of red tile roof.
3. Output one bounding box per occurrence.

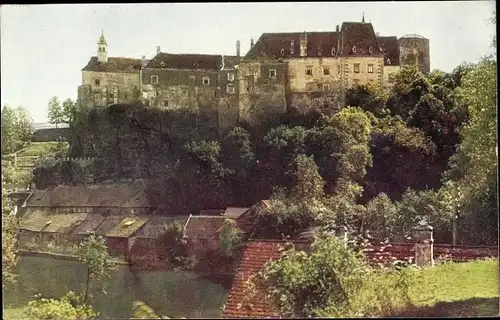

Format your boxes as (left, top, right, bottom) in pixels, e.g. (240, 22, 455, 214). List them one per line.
(223, 240, 285, 318)
(145, 52, 223, 70)
(82, 57, 143, 73)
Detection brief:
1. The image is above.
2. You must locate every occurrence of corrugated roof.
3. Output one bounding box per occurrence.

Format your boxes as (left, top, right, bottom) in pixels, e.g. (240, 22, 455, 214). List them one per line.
(105, 216, 150, 238)
(145, 52, 222, 70)
(184, 216, 227, 240)
(223, 241, 285, 318)
(19, 210, 87, 233)
(94, 216, 124, 236)
(26, 181, 156, 208)
(135, 215, 189, 239)
(82, 56, 143, 73)
(71, 214, 107, 235)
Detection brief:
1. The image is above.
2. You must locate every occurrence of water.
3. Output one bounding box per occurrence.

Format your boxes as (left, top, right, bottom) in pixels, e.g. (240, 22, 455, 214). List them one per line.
(5, 255, 231, 319)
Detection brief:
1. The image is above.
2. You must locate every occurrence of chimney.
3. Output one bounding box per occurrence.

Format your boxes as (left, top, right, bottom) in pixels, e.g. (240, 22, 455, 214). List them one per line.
(250, 37, 254, 48)
(236, 40, 241, 57)
(300, 31, 307, 57)
(157, 46, 161, 54)
(336, 25, 340, 32)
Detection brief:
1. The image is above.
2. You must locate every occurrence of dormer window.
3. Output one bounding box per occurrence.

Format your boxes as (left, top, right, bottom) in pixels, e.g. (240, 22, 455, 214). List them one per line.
(202, 77, 210, 85)
(95, 79, 100, 86)
(369, 46, 373, 54)
(151, 75, 159, 84)
(160, 61, 166, 67)
(269, 69, 277, 78)
(387, 59, 391, 65)
(227, 72, 235, 82)
(331, 47, 336, 56)
(317, 44, 322, 56)
(290, 40, 295, 55)
(352, 46, 357, 53)
(280, 48, 285, 56)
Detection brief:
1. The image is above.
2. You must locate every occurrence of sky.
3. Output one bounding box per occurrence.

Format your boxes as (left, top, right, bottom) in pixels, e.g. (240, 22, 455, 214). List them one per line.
(1, 2, 496, 123)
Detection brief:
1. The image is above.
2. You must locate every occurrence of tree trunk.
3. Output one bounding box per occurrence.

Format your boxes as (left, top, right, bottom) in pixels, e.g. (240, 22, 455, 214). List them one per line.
(82, 264, 91, 304)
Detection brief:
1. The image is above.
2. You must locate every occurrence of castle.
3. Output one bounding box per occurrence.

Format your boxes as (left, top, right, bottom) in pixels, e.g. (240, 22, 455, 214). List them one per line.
(77, 18, 430, 133)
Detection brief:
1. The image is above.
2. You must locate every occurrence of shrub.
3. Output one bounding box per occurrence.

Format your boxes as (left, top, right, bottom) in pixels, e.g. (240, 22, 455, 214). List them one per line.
(219, 219, 243, 258)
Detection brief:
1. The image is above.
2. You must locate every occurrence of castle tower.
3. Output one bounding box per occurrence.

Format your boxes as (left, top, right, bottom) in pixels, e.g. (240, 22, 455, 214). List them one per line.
(97, 30, 108, 63)
(398, 34, 430, 74)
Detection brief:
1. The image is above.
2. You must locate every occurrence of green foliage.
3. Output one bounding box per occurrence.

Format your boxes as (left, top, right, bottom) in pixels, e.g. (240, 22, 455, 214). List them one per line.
(249, 235, 412, 318)
(77, 234, 117, 304)
(132, 301, 161, 319)
(291, 154, 324, 203)
(62, 98, 77, 125)
(361, 193, 399, 241)
(345, 82, 390, 117)
(1, 105, 34, 154)
(48, 96, 64, 127)
(162, 221, 195, 268)
(219, 219, 243, 258)
(2, 212, 19, 289)
(26, 291, 97, 320)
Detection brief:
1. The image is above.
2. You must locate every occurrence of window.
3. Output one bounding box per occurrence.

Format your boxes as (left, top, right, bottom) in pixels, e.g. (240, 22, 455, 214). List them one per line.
(202, 77, 210, 85)
(369, 46, 373, 54)
(368, 64, 374, 73)
(331, 47, 336, 56)
(155, 90, 160, 97)
(354, 63, 360, 73)
(95, 79, 100, 86)
(226, 84, 235, 94)
(352, 46, 357, 53)
(337, 65, 341, 74)
(227, 72, 235, 82)
(323, 83, 330, 91)
(163, 100, 169, 107)
(94, 94, 102, 104)
(306, 66, 313, 76)
(280, 48, 285, 56)
(160, 61, 166, 67)
(269, 69, 277, 78)
(290, 40, 295, 54)
(151, 75, 159, 84)
(386, 59, 391, 65)
(323, 67, 330, 75)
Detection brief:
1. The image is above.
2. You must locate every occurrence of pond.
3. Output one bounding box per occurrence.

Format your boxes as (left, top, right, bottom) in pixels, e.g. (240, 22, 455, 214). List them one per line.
(5, 255, 232, 318)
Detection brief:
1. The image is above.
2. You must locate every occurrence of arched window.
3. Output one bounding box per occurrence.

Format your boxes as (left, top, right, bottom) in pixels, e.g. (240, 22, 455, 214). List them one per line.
(387, 58, 391, 65)
(368, 46, 373, 53)
(331, 47, 336, 56)
(280, 48, 285, 56)
(352, 46, 357, 53)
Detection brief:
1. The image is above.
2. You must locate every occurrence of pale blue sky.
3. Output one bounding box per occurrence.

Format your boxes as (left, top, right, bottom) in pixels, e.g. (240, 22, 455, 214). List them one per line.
(1, 2, 496, 122)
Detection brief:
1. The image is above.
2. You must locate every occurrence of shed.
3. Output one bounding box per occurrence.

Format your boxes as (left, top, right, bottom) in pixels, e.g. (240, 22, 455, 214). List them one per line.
(105, 216, 150, 257)
(184, 215, 227, 255)
(69, 214, 107, 243)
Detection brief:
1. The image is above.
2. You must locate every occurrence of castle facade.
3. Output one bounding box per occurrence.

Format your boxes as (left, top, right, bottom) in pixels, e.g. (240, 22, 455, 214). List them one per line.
(77, 20, 430, 133)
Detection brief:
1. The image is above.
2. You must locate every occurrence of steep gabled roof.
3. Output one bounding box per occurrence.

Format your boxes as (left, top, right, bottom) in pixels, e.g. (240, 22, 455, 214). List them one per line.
(338, 22, 384, 57)
(82, 57, 143, 73)
(235, 200, 270, 233)
(244, 32, 340, 60)
(377, 36, 400, 66)
(145, 52, 223, 70)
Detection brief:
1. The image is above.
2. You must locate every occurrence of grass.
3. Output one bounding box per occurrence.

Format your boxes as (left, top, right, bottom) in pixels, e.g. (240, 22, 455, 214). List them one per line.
(393, 259, 499, 317)
(16, 142, 67, 158)
(3, 305, 34, 320)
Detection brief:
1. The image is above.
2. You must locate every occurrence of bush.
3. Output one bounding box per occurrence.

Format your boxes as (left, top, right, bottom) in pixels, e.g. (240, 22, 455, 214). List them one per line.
(219, 219, 243, 258)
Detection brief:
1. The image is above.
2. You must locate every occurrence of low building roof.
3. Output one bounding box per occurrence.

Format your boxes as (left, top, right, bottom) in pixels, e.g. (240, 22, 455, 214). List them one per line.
(26, 181, 157, 208)
(19, 210, 88, 233)
(71, 214, 107, 235)
(94, 216, 124, 236)
(223, 207, 249, 219)
(235, 200, 271, 232)
(184, 215, 227, 240)
(135, 215, 189, 239)
(222, 240, 285, 318)
(105, 216, 150, 238)
(82, 56, 143, 73)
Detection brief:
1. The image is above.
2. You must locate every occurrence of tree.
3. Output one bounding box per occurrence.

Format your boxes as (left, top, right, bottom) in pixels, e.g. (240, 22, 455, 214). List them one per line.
(77, 234, 116, 305)
(219, 219, 243, 258)
(62, 98, 78, 125)
(132, 301, 164, 319)
(2, 207, 18, 290)
(1, 105, 34, 154)
(291, 154, 324, 203)
(48, 96, 64, 128)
